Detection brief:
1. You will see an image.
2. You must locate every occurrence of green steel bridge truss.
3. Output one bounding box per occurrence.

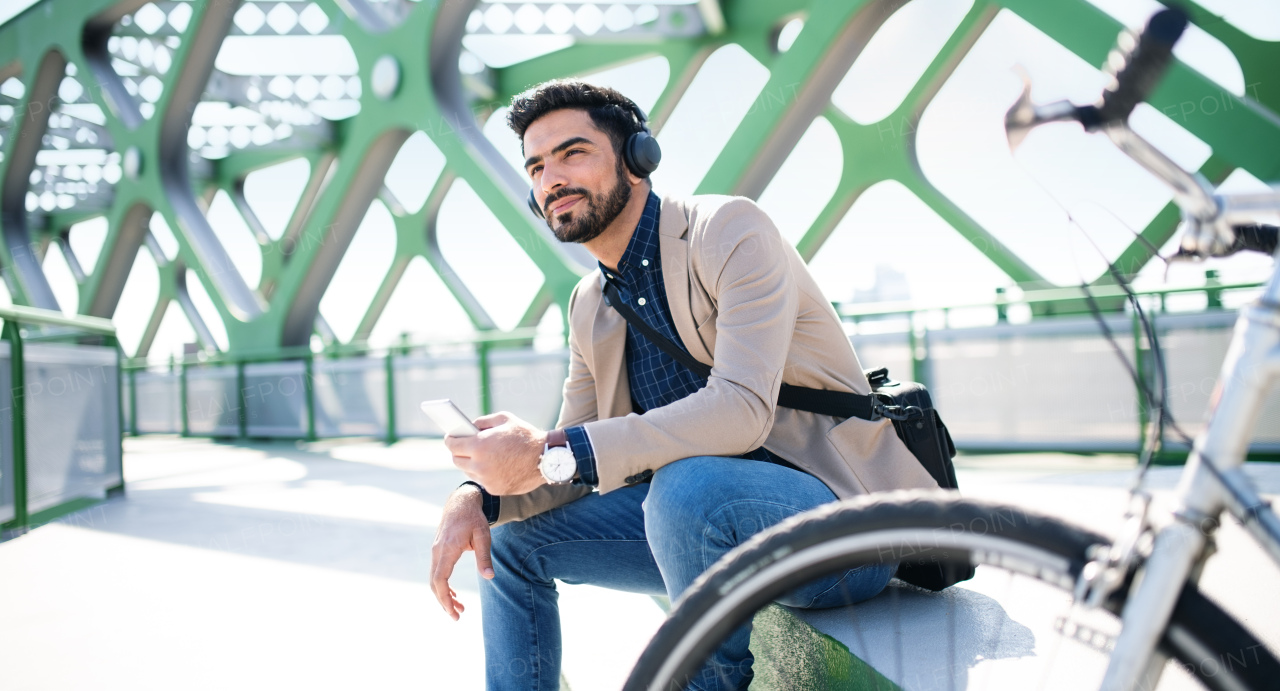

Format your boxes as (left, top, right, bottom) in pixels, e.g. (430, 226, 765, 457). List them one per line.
(0, 0, 1275, 358)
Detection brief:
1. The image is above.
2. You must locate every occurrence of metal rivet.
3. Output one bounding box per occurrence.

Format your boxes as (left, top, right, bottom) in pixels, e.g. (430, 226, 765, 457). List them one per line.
(637, 297, 646, 306)
(123, 146, 143, 180)
(371, 55, 400, 100)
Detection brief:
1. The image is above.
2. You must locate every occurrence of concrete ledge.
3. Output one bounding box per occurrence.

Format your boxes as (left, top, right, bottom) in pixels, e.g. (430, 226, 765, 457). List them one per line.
(750, 603, 900, 691)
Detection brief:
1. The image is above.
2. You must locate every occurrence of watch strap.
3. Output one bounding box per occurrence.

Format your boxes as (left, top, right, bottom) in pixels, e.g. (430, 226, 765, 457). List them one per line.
(546, 428, 568, 448)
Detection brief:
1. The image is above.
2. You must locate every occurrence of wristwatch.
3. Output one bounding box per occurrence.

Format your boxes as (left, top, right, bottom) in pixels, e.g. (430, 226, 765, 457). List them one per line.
(538, 429, 577, 485)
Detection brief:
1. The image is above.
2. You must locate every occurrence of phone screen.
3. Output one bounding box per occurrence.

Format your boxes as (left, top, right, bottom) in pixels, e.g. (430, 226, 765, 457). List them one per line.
(420, 399, 480, 437)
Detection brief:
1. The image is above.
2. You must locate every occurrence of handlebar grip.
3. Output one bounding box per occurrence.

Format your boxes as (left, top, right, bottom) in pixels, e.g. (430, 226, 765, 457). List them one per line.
(1085, 8, 1189, 130)
(1232, 224, 1279, 256)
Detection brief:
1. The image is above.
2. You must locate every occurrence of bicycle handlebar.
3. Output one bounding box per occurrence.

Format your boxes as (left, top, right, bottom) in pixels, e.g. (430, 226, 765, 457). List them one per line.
(1230, 224, 1280, 256)
(1173, 224, 1280, 261)
(1005, 7, 1271, 258)
(1079, 8, 1189, 131)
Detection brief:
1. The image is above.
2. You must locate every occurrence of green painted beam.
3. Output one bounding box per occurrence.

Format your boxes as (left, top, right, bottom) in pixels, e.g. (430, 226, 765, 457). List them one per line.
(0, 0, 1274, 364)
(695, 0, 886, 197)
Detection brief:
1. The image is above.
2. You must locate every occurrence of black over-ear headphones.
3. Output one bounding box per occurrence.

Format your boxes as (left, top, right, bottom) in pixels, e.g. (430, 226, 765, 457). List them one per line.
(527, 100, 662, 220)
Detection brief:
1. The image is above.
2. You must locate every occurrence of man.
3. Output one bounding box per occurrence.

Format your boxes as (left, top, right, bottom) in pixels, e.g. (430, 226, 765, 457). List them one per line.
(431, 81, 936, 690)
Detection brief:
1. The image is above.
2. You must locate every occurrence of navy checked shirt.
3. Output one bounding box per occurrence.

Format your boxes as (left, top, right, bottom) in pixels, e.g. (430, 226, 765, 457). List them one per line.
(470, 192, 792, 523)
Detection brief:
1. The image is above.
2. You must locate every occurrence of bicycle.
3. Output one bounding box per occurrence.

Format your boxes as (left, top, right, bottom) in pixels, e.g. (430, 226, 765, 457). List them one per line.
(624, 8, 1280, 691)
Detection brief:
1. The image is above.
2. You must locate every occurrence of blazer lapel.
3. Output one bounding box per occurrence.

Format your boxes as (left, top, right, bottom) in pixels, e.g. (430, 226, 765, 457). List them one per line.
(659, 196, 714, 367)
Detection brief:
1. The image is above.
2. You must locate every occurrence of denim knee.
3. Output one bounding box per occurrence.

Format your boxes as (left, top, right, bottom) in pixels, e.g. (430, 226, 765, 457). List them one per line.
(487, 523, 519, 573)
(487, 521, 549, 584)
(645, 457, 720, 527)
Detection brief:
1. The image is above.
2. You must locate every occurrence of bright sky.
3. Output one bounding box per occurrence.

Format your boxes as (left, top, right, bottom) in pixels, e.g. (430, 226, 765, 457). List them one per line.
(4, 0, 1278, 360)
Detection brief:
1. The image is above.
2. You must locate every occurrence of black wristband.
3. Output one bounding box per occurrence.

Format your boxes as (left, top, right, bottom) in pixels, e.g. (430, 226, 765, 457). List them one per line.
(459, 481, 501, 525)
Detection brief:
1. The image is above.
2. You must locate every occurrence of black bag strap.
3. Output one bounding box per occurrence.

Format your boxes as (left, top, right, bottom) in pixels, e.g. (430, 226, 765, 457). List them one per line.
(602, 281, 900, 422)
(604, 281, 712, 378)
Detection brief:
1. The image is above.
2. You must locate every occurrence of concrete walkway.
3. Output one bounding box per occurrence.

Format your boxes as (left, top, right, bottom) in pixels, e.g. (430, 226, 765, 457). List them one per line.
(0, 438, 1276, 690)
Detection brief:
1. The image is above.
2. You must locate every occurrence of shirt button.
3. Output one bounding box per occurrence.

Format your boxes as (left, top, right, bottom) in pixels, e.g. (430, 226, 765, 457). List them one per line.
(637, 297, 647, 306)
(606, 273, 614, 279)
(641, 259, 649, 267)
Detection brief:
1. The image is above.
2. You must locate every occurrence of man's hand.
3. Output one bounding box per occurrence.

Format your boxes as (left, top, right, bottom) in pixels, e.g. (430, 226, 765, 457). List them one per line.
(430, 485, 494, 621)
(445, 412, 548, 496)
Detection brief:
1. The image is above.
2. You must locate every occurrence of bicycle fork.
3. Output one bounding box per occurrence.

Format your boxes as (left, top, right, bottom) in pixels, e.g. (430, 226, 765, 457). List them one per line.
(1099, 293, 1280, 691)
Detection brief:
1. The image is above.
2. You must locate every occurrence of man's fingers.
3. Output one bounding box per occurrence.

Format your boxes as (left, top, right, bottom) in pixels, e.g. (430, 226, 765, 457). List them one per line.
(451, 454, 474, 474)
(473, 526, 495, 580)
(430, 543, 464, 619)
(430, 576, 457, 620)
(474, 412, 510, 430)
(443, 434, 475, 456)
(430, 573, 457, 619)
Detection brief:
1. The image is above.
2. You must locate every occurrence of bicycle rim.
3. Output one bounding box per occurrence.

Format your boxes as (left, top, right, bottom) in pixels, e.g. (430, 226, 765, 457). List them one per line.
(624, 492, 1277, 691)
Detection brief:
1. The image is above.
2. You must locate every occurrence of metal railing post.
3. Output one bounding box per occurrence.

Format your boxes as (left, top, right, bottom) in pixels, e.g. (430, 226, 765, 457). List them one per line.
(4, 322, 26, 533)
(304, 355, 316, 441)
(128, 366, 138, 437)
(236, 360, 247, 439)
(179, 357, 189, 437)
(385, 350, 397, 444)
(478, 340, 493, 416)
(109, 335, 125, 497)
(1133, 306, 1150, 456)
(909, 311, 929, 388)
(1205, 269, 1223, 309)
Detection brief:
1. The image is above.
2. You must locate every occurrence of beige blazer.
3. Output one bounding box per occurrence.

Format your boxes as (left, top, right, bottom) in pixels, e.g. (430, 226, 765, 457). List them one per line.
(495, 194, 936, 525)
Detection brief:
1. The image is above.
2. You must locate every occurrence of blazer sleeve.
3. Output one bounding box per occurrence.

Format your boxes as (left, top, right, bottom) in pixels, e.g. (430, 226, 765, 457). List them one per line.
(582, 198, 799, 492)
(493, 280, 595, 526)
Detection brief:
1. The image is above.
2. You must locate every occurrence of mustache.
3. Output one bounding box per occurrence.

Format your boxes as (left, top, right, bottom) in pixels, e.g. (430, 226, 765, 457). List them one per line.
(544, 187, 590, 215)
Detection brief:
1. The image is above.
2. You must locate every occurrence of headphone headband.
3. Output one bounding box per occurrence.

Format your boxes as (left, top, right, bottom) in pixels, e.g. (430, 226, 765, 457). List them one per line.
(624, 101, 650, 133)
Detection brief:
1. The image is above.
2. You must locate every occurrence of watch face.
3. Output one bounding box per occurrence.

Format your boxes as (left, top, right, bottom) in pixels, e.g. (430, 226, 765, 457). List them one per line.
(541, 446, 576, 483)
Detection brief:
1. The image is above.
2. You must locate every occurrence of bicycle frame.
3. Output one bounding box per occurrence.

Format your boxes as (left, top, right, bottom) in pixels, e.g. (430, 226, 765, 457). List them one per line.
(1103, 272, 1280, 690)
(1074, 121, 1280, 690)
(1008, 60, 1280, 685)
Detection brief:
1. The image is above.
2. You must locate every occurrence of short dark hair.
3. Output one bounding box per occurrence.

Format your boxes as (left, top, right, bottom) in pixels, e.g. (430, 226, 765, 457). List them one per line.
(507, 80, 645, 168)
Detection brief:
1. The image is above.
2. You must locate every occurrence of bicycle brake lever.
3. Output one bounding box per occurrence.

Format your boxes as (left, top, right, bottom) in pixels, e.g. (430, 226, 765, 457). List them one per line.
(1004, 67, 1085, 152)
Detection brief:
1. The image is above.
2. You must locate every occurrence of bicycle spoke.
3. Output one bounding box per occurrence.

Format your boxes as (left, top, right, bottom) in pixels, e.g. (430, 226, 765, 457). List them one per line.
(1035, 590, 1083, 690)
(973, 567, 1015, 691)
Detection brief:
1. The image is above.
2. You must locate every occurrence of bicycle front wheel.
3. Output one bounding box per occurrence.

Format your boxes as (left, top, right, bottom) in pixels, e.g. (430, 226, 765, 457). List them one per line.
(624, 491, 1278, 691)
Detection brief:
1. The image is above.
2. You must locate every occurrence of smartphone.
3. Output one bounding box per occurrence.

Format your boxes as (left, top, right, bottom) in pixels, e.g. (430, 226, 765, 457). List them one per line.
(420, 399, 480, 437)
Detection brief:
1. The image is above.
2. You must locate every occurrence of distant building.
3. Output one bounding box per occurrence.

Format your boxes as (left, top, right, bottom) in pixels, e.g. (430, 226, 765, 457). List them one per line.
(850, 264, 911, 305)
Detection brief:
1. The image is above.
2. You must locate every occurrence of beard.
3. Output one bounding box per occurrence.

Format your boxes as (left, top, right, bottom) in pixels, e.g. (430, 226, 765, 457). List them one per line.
(544, 159, 631, 244)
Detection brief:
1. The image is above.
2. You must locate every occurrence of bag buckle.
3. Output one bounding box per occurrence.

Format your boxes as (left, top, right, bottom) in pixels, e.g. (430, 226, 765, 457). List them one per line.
(871, 402, 923, 422)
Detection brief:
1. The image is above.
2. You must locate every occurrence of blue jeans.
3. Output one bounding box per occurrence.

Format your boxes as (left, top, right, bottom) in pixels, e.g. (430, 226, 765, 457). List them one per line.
(478, 456, 895, 690)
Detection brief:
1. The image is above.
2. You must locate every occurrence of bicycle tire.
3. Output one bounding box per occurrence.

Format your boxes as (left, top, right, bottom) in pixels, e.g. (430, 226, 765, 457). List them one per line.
(624, 490, 1279, 691)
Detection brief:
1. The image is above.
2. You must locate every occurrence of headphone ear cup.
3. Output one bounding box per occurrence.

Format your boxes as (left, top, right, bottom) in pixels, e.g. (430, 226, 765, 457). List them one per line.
(528, 188, 544, 219)
(624, 132, 662, 178)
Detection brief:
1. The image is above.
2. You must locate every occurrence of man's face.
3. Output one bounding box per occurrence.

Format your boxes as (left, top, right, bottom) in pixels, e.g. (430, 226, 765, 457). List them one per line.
(523, 109, 632, 244)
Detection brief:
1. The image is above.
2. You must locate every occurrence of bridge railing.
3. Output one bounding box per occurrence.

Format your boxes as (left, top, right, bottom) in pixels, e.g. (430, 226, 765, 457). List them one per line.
(838, 277, 1276, 460)
(0, 305, 123, 536)
(122, 278, 1276, 462)
(122, 329, 568, 443)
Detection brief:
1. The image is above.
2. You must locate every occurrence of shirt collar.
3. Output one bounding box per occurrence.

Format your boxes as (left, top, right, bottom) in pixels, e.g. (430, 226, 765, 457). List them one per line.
(604, 191, 661, 279)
